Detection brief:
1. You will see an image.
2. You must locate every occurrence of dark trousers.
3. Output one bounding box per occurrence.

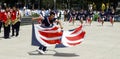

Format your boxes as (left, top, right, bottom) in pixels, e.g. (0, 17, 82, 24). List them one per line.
(12, 22, 20, 36)
(39, 45, 47, 51)
(3, 23, 10, 38)
(0, 21, 2, 32)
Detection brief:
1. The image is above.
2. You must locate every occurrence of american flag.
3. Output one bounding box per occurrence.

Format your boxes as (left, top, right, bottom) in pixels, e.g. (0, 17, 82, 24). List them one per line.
(32, 24, 86, 48)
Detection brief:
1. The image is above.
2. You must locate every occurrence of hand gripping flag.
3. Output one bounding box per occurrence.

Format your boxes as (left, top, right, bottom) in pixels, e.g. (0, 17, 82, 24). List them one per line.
(32, 23, 86, 48)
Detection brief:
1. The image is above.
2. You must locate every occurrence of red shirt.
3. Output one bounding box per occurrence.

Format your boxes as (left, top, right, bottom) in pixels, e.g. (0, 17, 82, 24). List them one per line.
(2, 11, 10, 23)
(11, 10, 17, 21)
(0, 11, 3, 21)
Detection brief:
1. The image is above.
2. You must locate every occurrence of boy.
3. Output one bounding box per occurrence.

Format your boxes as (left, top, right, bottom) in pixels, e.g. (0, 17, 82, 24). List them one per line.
(32, 11, 63, 54)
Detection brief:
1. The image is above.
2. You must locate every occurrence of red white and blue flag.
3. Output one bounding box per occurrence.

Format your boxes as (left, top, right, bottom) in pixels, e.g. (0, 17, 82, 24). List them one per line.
(32, 24, 86, 48)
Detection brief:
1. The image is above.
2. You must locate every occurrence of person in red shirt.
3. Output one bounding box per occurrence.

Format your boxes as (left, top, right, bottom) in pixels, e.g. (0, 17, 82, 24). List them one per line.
(11, 6, 21, 37)
(2, 7, 11, 39)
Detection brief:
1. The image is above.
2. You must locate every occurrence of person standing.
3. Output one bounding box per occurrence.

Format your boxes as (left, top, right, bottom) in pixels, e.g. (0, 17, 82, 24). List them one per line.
(0, 5, 3, 33)
(2, 7, 11, 39)
(11, 6, 21, 37)
(86, 10, 94, 25)
(77, 9, 84, 24)
(109, 8, 115, 26)
(71, 10, 76, 25)
(99, 11, 106, 26)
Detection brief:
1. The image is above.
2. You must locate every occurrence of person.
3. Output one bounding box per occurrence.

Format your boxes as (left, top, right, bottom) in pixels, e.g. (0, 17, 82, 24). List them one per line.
(109, 8, 115, 26)
(40, 8, 46, 17)
(11, 6, 21, 37)
(86, 10, 94, 25)
(77, 9, 84, 24)
(99, 11, 106, 26)
(2, 7, 11, 39)
(0, 5, 3, 33)
(71, 10, 76, 25)
(32, 11, 63, 54)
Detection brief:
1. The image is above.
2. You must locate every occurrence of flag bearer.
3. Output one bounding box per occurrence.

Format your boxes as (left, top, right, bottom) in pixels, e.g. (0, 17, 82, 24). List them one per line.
(32, 11, 63, 54)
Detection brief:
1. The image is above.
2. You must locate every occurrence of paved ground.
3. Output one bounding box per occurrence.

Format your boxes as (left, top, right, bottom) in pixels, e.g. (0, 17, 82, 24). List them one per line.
(0, 21, 120, 59)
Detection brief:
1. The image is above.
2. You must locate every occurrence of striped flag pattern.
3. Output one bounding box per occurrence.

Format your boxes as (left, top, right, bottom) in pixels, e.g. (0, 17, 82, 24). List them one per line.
(56, 25, 86, 48)
(32, 24, 86, 48)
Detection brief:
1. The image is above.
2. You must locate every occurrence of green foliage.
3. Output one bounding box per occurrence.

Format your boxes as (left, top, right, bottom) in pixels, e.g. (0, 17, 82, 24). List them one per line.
(31, 13, 40, 17)
(93, 13, 99, 21)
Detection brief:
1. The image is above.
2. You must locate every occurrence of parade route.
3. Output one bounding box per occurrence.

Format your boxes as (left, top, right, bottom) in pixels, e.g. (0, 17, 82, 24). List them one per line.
(0, 21, 120, 59)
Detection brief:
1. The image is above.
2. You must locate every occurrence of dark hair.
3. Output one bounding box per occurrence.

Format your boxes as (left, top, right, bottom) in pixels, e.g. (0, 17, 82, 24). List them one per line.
(50, 11, 55, 16)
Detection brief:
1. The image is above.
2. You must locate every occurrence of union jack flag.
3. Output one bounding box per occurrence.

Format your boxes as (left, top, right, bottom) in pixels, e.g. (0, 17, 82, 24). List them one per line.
(32, 24, 86, 48)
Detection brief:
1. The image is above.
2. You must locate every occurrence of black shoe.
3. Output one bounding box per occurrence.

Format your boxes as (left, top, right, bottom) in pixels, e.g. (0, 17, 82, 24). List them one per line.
(16, 34, 19, 37)
(4, 37, 10, 39)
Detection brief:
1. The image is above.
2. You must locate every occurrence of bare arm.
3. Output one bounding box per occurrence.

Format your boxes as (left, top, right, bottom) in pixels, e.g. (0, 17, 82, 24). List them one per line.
(32, 16, 44, 21)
